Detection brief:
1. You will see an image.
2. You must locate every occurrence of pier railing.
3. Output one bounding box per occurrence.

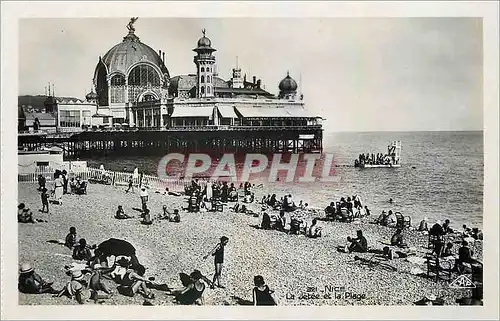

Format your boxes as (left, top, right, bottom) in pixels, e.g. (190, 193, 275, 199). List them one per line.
(17, 166, 205, 193)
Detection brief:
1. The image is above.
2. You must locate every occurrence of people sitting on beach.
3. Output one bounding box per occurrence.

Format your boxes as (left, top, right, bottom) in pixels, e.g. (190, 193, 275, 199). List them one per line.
(73, 238, 93, 261)
(65, 227, 79, 249)
(471, 228, 483, 240)
(307, 219, 322, 238)
(252, 275, 277, 306)
(364, 206, 371, 216)
(73, 178, 87, 195)
(325, 202, 336, 220)
(141, 208, 153, 225)
(115, 205, 134, 219)
(54, 270, 88, 304)
(390, 228, 407, 248)
(261, 211, 271, 230)
(455, 241, 476, 273)
(267, 194, 278, 208)
(383, 210, 397, 227)
(275, 211, 286, 232)
(346, 230, 368, 253)
(18, 263, 58, 294)
(442, 242, 454, 257)
(282, 195, 297, 212)
(418, 217, 429, 232)
(243, 193, 255, 203)
(462, 225, 472, 237)
(18, 203, 35, 224)
(168, 270, 206, 305)
(442, 219, 454, 234)
(289, 216, 304, 235)
(88, 263, 114, 302)
(116, 264, 155, 299)
(429, 220, 446, 236)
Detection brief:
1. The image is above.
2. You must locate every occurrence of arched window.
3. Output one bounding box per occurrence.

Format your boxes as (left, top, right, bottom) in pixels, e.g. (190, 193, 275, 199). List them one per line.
(201, 86, 205, 94)
(201, 75, 205, 83)
(207, 67, 210, 72)
(128, 64, 160, 102)
(141, 94, 156, 102)
(207, 76, 210, 83)
(110, 74, 126, 103)
(201, 67, 205, 72)
(207, 86, 211, 94)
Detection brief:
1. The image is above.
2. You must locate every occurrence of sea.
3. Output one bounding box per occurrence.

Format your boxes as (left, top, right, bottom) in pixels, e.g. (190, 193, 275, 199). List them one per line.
(83, 131, 484, 228)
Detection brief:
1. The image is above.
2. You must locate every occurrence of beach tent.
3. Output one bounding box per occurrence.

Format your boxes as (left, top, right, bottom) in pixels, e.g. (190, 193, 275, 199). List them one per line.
(97, 238, 136, 257)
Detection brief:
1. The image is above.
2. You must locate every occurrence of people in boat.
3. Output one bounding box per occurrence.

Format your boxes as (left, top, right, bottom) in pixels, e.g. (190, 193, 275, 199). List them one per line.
(115, 205, 134, 219)
(65, 226, 79, 249)
(169, 270, 206, 305)
(307, 219, 322, 238)
(252, 275, 277, 306)
(203, 236, 229, 289)
(418, 217, 429, 232)
(116, 264, 155, 299)
(390, 228, 406, 247)
(73, 238, 93, 261)
(347, 230, 368, 253)
(54, 270, 88, 304)
(18, 263, 58, 294)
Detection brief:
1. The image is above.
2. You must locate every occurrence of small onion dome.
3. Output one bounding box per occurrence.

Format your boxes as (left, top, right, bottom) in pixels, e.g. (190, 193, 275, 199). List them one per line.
(279, 72, 298, 92)
(86, 89, 98, 101)
(197, 35, 212, 48)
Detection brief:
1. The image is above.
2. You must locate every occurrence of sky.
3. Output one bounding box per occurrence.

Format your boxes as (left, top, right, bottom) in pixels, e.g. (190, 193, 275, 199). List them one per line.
(18, 18, 483, 132)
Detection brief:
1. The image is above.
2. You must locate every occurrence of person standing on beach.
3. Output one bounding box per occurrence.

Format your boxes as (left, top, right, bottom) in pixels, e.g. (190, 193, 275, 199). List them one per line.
(252, 275, 277, 306)
(54, 174, 64, 204)
(203, 236, 229, 289)
(62, 170, 68, 194)
(41, 187, 49, 213)
(140, 187, 149, 212)
(125, 175, 134, 193)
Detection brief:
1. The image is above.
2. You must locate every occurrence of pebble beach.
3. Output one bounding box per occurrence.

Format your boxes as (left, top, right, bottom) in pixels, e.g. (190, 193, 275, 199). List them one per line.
(17, 182, 482, 306)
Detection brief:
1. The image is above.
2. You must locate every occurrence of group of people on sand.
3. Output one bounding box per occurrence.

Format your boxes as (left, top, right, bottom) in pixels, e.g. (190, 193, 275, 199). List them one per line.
(325, 195, 370, 222)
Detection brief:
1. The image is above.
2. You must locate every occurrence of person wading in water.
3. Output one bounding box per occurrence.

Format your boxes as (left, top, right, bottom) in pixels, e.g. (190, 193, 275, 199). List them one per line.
(203, 236, 229, 289)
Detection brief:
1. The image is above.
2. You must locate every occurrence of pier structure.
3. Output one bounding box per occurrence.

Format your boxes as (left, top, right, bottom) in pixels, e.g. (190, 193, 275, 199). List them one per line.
(18, 18, 323, 158)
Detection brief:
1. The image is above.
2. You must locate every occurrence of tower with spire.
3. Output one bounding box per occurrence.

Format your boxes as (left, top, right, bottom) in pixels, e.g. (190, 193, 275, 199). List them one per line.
(193, 29, 216, 98)
(231, 56, 244, 89)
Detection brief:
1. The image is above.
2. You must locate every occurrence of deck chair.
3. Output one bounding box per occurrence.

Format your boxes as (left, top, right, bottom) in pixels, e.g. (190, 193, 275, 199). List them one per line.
(426, 254, 454, 282)
(395, 212, 411, 229)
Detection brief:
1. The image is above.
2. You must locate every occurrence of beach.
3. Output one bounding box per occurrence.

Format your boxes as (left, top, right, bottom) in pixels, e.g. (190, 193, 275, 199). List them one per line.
(18, 181, 482, 306)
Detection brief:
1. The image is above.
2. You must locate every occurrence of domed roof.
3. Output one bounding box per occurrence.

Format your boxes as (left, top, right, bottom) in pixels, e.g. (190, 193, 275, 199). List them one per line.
(98, 29, 169, 77)
(85, 88, 98, 101)
(279, 72, 298, 92)
(197, 36, 211, 48)
(193, 29, 216, 52)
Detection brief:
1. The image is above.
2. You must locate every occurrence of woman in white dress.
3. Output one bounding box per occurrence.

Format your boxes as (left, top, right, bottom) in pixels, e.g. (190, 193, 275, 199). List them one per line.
(54, 175, 64, 204)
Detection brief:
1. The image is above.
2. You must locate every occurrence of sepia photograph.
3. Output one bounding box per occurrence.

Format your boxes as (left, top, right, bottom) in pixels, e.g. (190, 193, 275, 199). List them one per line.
(1, 1, 499, 320)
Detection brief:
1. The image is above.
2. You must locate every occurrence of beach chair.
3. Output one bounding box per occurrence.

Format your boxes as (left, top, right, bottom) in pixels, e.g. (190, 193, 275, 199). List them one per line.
(426, 254, 454, 282)
(395, 212, 411, 229)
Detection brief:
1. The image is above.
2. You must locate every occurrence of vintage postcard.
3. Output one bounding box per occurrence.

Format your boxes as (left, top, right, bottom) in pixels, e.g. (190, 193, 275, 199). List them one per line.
(1, 1, 499, 320)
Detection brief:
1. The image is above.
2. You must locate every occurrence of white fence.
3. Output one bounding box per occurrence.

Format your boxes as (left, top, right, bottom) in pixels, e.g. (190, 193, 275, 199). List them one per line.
(17, 166, 205, 193)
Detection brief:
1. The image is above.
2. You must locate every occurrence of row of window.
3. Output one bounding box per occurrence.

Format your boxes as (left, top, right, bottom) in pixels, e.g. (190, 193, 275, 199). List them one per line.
(200, 86, 212, 94)
(200, 67, 212, 72)
(109, 65, 161, 87)
(200, 75, 211, 84)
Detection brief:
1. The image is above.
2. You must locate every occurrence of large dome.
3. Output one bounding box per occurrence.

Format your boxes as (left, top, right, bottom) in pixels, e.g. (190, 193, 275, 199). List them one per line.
(279, 72, 298, 92)
(99, 32, 169, 76)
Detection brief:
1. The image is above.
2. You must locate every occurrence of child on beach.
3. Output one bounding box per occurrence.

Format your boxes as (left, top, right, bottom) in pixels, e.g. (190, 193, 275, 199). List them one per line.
(18, 205, 35, 224)
(203, 236, 229, 289)
(115, 205, 134, 219)
(65, 227, 78, 249)
(40, 188, 49, 213)
(141, 208, 153, 225)
(54, 270, 87, 304)
(88, 264, 114, 302)
(344, 230, 368, 253)
(252, 275, 277, 306)
(73, 238, 93, 261)
(307, 219, 322, 238)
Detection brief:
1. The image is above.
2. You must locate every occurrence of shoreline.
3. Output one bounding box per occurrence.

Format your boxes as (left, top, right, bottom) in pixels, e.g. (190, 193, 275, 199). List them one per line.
(18, 182, 482, 306)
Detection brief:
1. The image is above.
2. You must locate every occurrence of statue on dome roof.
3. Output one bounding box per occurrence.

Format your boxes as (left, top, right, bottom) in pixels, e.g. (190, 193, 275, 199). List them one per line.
(127, 17, 138, 32)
